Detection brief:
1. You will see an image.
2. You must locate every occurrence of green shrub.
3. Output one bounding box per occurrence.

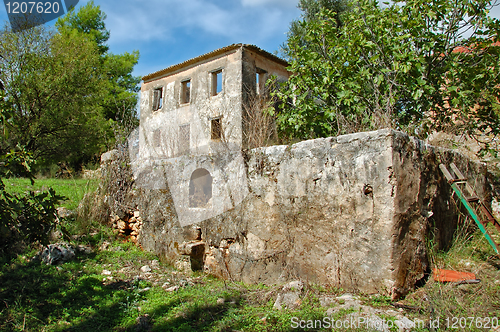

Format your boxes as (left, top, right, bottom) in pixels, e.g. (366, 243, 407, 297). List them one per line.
(0, 149, 65, 255)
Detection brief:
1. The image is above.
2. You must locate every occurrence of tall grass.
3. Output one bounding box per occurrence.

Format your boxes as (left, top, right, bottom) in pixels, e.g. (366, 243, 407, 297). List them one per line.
(3, 178, 99, 210)
(404, 214, 500, 329)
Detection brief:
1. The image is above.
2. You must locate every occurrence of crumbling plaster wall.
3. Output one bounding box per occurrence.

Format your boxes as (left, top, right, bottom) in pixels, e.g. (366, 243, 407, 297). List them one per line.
(120, 129, 488, 299)
(133, 47, 290, 225)
(139, 49, 244, 161)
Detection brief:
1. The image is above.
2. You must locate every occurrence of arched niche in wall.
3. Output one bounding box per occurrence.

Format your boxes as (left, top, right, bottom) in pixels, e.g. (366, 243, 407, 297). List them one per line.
(189, 168, 213, 208)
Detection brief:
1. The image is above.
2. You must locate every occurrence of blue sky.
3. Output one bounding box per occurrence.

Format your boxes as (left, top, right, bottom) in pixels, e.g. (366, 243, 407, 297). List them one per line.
(93, 0, 301, 78)
(1, 0, 500, 81)
(0, 0, 301, 79)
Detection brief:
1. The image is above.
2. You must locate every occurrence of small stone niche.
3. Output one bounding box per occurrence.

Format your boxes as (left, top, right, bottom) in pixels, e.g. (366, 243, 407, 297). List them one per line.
(189, 168, 213, 208)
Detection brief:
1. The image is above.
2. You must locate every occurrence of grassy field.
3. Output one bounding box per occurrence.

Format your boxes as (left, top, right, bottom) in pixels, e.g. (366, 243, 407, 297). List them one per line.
(0, 178, 499, 331)
(0, 234, 409, 332)
(3, 177, 99, 210)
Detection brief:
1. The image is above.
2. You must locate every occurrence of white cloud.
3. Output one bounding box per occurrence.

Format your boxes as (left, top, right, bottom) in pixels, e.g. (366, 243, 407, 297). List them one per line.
(176, 0, 241, 37)
(241, 0, 298, 8)
(94, 0, 300, 46)
(87, 0, 300, 78)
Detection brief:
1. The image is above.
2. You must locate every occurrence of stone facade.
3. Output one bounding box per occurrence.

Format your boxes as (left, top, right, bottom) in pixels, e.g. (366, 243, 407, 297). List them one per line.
(134, 44, 290, 227)
(124, 129, 488, 299)
(139, 44, 289, 158)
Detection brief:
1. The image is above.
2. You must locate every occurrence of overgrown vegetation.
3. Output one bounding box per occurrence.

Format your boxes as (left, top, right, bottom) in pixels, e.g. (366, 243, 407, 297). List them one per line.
(0, 217, 498, 331)
(0, 93, 63, 255)
(0, 1, 139, 172)
(405, 219, 500, 328)
(0, 150, 63, 256)
(275, 0, 500, 144)
(243, 82, 279, 150)
(0, 175, 498, 331)
(0, 1, 137, 257)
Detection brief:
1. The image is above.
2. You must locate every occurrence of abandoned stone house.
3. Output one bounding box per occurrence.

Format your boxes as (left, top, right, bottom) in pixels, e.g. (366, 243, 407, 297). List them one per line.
(139, 43, 289, 157)
(117, 44, 489, 299)
(133, 44, 290, 227)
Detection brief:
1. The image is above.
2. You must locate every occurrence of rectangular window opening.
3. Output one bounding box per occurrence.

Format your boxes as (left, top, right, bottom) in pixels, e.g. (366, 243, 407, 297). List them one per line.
(179, 124, 190, 154)
(256, 68, 266, 95)
(211, 70, 223, 96)
(181, 80, 191, 104)
(211, 117, 222, 140)
(152, 87, 163, 111)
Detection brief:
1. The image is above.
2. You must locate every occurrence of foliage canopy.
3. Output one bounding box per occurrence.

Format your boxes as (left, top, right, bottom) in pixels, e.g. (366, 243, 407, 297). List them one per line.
(0, 92, 62, 254)
(0, 24, 108, 167)
(274, 0, 500, 142)
(0, 2, 140, 169)
(57, 1, 141, 138)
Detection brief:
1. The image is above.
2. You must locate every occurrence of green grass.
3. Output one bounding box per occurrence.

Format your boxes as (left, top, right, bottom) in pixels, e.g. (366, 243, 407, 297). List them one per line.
(1, 178, 499, 331)
(3, 225, 497, 332)
(0, 234, 336, 332)
(2, 177, 99, 210)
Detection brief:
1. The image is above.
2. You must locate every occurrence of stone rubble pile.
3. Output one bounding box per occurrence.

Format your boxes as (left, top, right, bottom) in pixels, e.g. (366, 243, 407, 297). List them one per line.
(33, 243, 93, 265)
(110, 210, 143, 243)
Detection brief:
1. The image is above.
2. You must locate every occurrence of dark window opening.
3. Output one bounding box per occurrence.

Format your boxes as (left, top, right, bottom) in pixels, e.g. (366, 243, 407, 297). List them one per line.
(179, 124, 190, 155)
(211, 70, 223, 96)
(189, 168, 212, 208)
(211, 117, 222, 140)
(256, 68, 266, 95)
(181, 80, 191, 104)
(152, 87, 163, 111)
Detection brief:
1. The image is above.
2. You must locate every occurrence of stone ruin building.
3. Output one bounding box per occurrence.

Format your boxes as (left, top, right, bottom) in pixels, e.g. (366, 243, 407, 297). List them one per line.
(103, 44, 490, 299)
(133, 44, 290, 227)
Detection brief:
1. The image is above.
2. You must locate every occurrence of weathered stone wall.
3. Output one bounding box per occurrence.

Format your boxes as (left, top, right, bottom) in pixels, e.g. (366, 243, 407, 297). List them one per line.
(104, 129, 488, 299)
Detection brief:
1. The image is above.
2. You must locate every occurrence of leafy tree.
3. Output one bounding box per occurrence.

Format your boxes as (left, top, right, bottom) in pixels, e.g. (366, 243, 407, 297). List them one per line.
(0, 2, 140, 169)
(275, 0, 500, 141)
(56, 0, 110, 54)
(56, 1, 140, 141)
(0, 92, 63, 255)
(100, 51, 141, 141)
(0, 24, 111, 167)
(282, 0, 348, 59)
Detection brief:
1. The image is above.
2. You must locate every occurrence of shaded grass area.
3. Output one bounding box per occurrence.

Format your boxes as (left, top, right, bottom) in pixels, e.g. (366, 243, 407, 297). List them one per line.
(1, 178, 499, 331)
(0, 239, 152, 331)
(2, 178, 99, 210)
(0, 235, 331, 332)
(2, 223, 498, 332)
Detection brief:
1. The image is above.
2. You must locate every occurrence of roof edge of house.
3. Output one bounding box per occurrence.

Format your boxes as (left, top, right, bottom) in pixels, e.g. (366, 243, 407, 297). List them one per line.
(142, 43, 289, 82)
